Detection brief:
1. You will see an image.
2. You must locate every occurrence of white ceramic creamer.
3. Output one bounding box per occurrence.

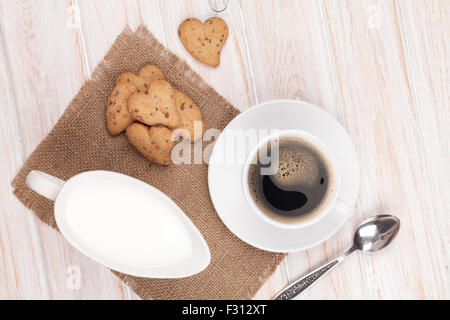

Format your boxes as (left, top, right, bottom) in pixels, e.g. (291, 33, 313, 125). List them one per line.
(26, 170, 210, 278)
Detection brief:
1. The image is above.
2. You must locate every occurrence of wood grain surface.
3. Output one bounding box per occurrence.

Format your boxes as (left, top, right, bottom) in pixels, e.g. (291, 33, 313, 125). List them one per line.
(0, 0, 448, 299)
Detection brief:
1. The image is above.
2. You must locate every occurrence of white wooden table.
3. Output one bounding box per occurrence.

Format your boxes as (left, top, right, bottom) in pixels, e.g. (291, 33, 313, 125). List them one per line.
(0, 0, 448, 299)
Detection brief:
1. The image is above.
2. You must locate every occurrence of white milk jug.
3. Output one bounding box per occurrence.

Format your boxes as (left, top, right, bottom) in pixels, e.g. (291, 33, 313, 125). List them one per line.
(26, 170, 210, 278)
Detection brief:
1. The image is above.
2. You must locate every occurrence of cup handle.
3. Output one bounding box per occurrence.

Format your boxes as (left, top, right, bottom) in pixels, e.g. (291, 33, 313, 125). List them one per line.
(26, 170, 65, 201)
(334, 199, 354, 219)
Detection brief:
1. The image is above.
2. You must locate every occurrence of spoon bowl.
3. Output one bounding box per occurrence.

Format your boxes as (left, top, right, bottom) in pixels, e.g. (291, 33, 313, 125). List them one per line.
(354, 215, 400, 252)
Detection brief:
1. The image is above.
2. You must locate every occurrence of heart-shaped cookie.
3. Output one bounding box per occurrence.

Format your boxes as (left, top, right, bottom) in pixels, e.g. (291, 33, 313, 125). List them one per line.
(126, 123, 174, 165)
(106, 82, 138, 135)
(178, 17, 228, 67)
(106, 65, 164, 135)
(106, 65, 205, 166)
(173, 89, 204, 141)
(138, 65, 165, 86)
(128, 80, 181, 129)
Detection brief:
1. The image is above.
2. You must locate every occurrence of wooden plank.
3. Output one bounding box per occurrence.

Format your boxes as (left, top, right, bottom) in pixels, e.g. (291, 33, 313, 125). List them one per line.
(76, 0, 150, 70)
(0, 0, 126, 299)
(152, 0, 257, 109)
(150, 0, 290, 299)
(321, 0, 448, 298)
(238, 0, 338, 112)
(395, 0, 450, 293)
(0, 24, 50, 299)
(238, 0, 365, 299)
(75, 0, 161, 301)
(73, 0, 264, 299)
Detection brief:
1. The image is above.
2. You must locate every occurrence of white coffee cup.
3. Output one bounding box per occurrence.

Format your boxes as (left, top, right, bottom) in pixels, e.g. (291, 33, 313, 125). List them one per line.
(242, 129, 353, 229)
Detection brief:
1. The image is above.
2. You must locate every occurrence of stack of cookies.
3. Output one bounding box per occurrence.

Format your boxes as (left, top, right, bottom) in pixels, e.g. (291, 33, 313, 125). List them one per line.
(106, 65, 203, 165)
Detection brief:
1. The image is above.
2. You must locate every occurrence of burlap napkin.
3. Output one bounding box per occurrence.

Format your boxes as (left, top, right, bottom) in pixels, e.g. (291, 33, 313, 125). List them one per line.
(11, 25, 284, 300)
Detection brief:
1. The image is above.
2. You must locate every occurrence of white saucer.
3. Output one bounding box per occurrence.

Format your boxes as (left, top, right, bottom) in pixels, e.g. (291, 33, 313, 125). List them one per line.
(208, 100, 360, 252)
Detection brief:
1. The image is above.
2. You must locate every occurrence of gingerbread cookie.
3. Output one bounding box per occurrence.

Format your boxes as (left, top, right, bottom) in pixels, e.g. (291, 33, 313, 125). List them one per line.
(173, 90, 204, 141)
(147, 126, 174, 165)
(106, 65, 165, 135)
(115, 72, 145, 93)
(178, 17, 228, 67)
(107, 65, 204, 165)
(106, 82, 138, 135)
(138, 65, 165, 86)
(126, 123, 174, 165)
(128, 80, 181, 129)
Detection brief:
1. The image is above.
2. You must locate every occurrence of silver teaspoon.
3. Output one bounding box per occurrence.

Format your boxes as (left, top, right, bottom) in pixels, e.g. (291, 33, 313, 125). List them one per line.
(273, 215, 400, 300)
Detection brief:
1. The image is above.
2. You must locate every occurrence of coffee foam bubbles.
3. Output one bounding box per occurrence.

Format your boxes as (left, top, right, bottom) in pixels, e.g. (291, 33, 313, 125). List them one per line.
(270, 143, 321, 190)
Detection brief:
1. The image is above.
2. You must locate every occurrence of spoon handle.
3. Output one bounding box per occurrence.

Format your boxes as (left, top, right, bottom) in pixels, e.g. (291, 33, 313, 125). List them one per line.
(273, 246, 356, 300)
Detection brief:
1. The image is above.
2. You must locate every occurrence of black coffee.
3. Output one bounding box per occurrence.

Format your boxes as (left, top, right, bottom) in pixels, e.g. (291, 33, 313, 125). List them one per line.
(248, 136, 335, 224)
